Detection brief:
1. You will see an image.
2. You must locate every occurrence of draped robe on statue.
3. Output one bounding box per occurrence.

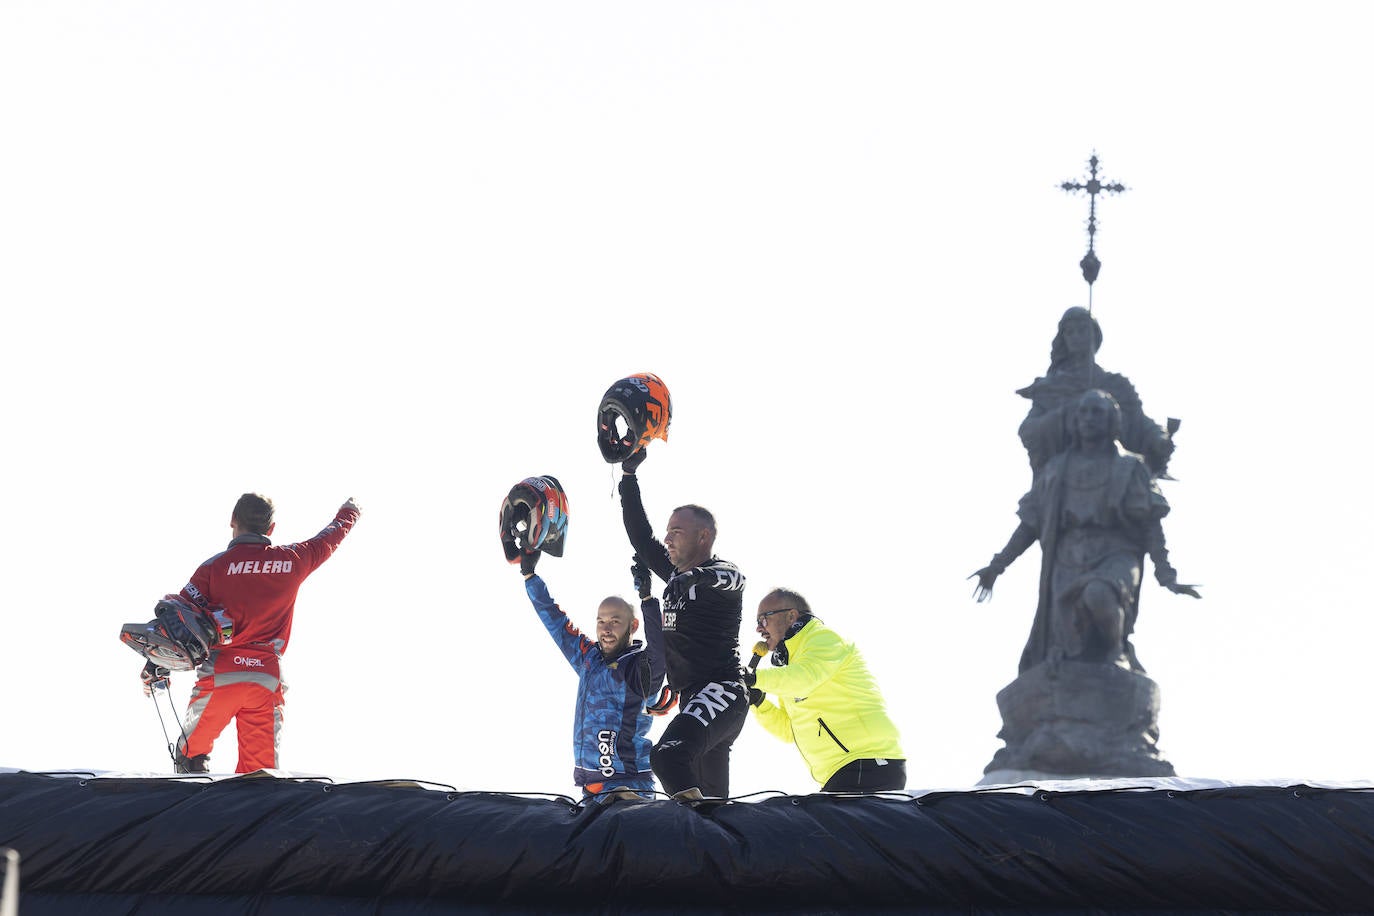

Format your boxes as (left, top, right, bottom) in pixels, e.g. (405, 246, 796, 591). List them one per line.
(1014, 442, 1170, 674)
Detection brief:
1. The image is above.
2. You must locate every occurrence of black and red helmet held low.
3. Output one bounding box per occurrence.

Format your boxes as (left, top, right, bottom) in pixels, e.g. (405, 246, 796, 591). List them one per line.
(119, 595, 234, 671)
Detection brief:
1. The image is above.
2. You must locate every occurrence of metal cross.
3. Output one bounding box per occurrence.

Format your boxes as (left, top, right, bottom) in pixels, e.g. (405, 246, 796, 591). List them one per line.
(1061, 153, 1126, 286)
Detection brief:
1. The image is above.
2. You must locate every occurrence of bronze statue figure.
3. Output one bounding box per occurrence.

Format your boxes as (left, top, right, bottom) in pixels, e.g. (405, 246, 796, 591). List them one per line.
(972, 389, 1199, 675)
(1017, 307, 1176, 478)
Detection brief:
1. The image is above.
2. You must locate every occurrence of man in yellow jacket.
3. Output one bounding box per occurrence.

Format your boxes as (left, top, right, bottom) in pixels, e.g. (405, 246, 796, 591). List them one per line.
(742, 588, 906, 792)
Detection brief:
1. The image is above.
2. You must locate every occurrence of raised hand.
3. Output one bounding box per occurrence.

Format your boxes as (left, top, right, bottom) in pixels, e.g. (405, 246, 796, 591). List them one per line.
(630, 556, 654, 599)
(621, 446, 649, 474)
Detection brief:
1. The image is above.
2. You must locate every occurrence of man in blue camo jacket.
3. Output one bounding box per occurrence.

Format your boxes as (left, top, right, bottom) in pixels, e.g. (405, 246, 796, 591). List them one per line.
(520, 551, 668, 801)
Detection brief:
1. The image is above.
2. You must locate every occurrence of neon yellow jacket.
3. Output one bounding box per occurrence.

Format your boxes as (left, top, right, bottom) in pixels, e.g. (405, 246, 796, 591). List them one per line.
(752, 618, 904, 786)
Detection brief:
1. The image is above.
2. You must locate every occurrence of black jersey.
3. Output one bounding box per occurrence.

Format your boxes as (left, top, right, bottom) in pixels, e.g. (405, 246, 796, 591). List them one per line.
(620, 474, 744, 696)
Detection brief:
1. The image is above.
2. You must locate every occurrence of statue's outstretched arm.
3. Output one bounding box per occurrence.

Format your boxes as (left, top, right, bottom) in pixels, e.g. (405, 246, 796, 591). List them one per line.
(1146, 519, 1201, 598)
(969, 522, 1036, 602)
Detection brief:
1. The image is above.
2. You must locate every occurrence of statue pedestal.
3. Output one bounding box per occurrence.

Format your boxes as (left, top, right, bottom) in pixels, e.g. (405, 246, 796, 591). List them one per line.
(979, 660, 1175, 785)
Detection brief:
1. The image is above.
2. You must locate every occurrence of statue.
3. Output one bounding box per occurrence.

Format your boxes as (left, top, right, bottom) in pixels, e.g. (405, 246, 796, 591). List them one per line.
(1017, 307, 1176, 479)
(974, 389, 1199, 674)
(971, 389, 1199, 781)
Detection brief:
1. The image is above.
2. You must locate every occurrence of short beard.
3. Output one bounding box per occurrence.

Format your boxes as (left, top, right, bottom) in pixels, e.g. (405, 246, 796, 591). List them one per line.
(602, 634, 631, 660)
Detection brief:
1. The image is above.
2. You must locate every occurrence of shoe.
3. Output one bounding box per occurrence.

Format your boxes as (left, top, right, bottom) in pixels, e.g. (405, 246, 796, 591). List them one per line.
(173, 752, 210, 774)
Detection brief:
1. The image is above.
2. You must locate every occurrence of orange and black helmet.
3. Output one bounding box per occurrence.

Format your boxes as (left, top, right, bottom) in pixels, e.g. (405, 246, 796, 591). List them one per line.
(596, 373, 672, 463)
(500, 475, 570, 562)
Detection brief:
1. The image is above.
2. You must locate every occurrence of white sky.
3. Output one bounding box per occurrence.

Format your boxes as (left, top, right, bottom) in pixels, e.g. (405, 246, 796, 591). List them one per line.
(2, 2, 1371, 796)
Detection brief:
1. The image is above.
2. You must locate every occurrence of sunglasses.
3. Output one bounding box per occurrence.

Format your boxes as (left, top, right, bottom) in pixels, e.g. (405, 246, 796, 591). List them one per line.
(755, 608, 795, 627)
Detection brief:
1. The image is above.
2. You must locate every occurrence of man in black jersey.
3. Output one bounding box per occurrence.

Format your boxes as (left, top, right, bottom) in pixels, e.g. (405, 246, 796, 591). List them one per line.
(619, 448, 748, 801)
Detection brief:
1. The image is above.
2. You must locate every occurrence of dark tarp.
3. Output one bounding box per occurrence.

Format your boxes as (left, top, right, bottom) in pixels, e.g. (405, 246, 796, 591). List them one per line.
(2, 771, 1373, 914)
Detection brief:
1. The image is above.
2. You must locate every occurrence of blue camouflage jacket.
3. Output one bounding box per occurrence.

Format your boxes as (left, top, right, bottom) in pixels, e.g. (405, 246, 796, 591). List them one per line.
(525, 575, 666, 789)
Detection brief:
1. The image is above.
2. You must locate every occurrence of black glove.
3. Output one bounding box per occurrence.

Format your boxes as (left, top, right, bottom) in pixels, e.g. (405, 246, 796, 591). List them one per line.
(748, 687, 766, 708)
(621, 446, 649, 474)
(739, 665, 756, 688)
(520, 549, 540, 576)
(631, 556, 654, 599)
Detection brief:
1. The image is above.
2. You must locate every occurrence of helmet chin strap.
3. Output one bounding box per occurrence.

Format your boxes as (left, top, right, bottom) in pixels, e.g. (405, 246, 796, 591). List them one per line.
(500, 492, 540, 559)
(515, 500, 540, 552)
(598, 406, 637, 460)
(149, 680, 191, 771)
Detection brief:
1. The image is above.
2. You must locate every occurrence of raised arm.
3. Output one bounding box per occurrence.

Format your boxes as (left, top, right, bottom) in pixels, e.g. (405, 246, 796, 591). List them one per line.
(637, 603, 667, 699)
(523, 567, 593, 671)
(288, 498, 362, 574)
(618, 467, 673, 582)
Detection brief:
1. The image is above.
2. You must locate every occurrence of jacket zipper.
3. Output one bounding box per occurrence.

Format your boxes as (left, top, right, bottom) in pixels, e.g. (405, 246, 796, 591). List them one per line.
(818, 717, 849, 753)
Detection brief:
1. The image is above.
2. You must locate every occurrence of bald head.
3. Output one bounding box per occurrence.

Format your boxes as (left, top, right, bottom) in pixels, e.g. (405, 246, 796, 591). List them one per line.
(596, 596, 639, 660)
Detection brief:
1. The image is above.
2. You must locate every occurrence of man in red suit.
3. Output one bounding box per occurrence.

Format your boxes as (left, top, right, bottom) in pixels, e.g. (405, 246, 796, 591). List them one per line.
(164, 493, 360, 773)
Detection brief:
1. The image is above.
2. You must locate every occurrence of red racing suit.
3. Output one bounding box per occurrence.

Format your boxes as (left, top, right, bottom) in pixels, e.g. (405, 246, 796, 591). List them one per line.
(177, 503, 359, 772)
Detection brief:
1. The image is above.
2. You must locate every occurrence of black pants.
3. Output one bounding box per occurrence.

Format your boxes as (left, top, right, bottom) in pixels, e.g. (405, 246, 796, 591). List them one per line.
(821, 758, 907, 793)
(651, 679, 749, 798)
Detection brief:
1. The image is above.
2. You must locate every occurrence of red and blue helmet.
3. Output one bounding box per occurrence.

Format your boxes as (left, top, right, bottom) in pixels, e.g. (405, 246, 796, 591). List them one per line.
(500, 475, 570, 563)
(596, 373, 672, 463)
